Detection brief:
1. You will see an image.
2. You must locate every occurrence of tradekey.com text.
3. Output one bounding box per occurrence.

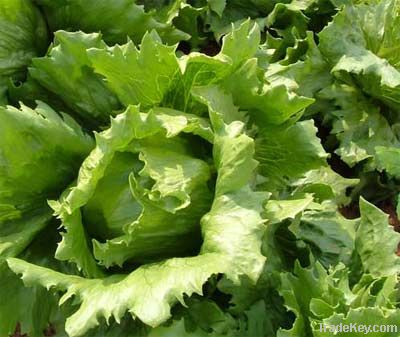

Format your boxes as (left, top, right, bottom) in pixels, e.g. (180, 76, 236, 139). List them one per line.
(318, 323, 398, 334)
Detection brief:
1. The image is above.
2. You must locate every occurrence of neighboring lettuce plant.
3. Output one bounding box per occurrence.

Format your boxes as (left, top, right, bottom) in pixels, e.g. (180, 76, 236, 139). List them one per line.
(33, 0, 190, 45)
(0, 102, 93, 335)
(0, 0, 48, 103)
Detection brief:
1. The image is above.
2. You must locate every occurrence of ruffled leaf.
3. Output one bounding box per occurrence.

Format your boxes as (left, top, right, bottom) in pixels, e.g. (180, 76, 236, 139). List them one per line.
(8, 107, 268, 337)
(34, 0, 189, 45)
(30, 31, 121, 127)
(355, 198, 400, 277)
(0, 0, 48, 84)
(319, 0, 400, 112)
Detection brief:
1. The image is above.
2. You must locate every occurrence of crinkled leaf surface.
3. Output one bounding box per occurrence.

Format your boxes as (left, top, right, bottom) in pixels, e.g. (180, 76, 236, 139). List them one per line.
(34, 0, 189, 45)
(319, 0, 400, 112)
(313, 307, 400, 336)
(8, 107, 268, 336)
(0, 102, 93, 221)
(50, 105, 213, 275)
(3, 2, 400, 337)
(0, 0, 48, 82)
(320, 84, 399, 168)
(30, 31, 121, 127)
(255, 120, 328, 190)
(355, 198, 400, 277)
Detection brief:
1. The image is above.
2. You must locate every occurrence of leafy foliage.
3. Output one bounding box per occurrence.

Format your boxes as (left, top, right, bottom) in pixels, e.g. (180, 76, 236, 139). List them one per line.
(1, 0, 400, 337)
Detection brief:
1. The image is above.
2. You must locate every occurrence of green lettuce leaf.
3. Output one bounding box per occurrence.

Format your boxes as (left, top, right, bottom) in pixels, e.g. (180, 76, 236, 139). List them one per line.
(220, 59, 314, 125)
(30, 31, 121, 127)
(0, 207, 89, 337)
(0, 102, 93, 220)
(7, 107, 268, 336)
(292, 201, 356, 267)
(320, 84, 399, 168)
(34, 0, 189, 45)
(264, 194, 314, 224)
(0, 211, 52, 262)
(313, 307, 400, 336)
(87, 20, 260, 114)
(171, 3, 207, 49)
(264, 195, 357, 269)
(265, 32, 332, 99)
(0, 101, 94, 337)
(266, 2, 309, 48)
(374, 146, 400, 179)
(319, 0, 400, 112)
(0, 0, 48, 87)
(278, 261, 342, 337)
(87, 31, 181, 109)
(277, 197, 400, 336)
(87, 20, 312, 125)
(4, 2, 400, 336)
(255, 120, 328, 190)
(149, 299, 274, 337)
(355, 197, 400, 277)
(193, 75, 322, 191)
(291, 166, 359, 205)
(279, 261, 400, 336)
(205, 0, 275, 38)
(49, 105, 213, 275)
(0, 261, 56, 337)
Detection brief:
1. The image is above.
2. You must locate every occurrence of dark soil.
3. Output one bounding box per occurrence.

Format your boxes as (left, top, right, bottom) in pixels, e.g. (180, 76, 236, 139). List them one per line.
(200, 40, 221, 56)
(339, 202, 360, 219)
(9, 323, 56, 337)
(9, 323, 27, 337)
(43, 325, 56, 337)
(378, 199, 400, 230)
